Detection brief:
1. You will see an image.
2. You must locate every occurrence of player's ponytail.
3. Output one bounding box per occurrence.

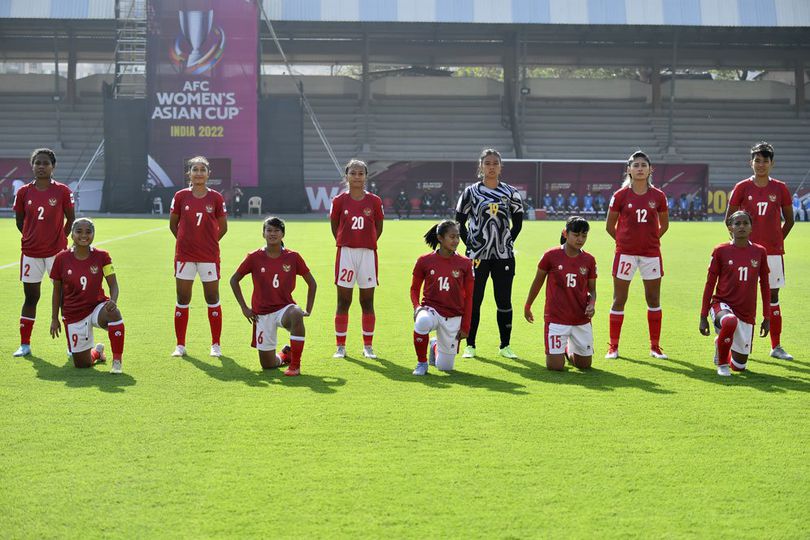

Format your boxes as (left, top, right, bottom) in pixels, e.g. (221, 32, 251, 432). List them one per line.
(424, 220, 459, 250)
(560, 215, 589, 245)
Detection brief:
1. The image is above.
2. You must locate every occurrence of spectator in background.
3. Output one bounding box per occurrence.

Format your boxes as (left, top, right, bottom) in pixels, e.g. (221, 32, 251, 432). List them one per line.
(792, 193, 805, 222)
(543, 192, 553, 213)
(231, 183, 244, 219)
(667, 195, 675, 215)
(368, 180, 379, 196)
(421, 190, 435, 216)
(555, 192, 566, 215)
(582, 191, 594, 215)
(524, 196, 536, 221)
(595, 192, 607, 218)
(691, 193, 704, 221)
(678, 193, 690, 221)
(437, 190, 450, 216)
(804, 197, 810, 222)
(568, 192, 579, 213)
(394, 189, 411, 219)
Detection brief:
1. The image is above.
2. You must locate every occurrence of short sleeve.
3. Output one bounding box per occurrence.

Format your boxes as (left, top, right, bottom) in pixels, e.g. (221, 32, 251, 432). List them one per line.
(295, 252, 310, 276)
(608, 190, 621, 211)
(707, 248, 721, 275)
(235, 253, 253, 276)
(658, 192, 668, 213)
(374, 196, 384, 220)
(63, 185, 75, 208)
(170, 192, 181, 215)
(455, 188, 470, 214)
(12, 186, 24, 213)
(216, 193, 227, 217)
(329, 195, 341, 220)
(728, 184, 743, 207)
(538, 251, 552, 272)
(510, 187, 524, 214)
(49, 255, 62, 280)
(780, 183, 791, 207)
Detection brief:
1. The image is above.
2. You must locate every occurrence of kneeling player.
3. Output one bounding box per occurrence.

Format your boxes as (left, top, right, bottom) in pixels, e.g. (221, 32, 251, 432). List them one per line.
(410, 220, 473, 375)
(230, 217, 316, 376)
(699, 210, 770, 376)
(524, 216, 597, 371)
(50, 218, 125, 373)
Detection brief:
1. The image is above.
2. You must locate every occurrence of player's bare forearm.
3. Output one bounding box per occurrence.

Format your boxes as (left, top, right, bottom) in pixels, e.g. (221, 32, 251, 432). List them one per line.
(51, 281, 62, 323)
(63, 207, 75, 236)
(303, 272, 317, 314)
(781, 206, 794, 238)
(169, 214, 179, 238)
(217, 218, 228, 240)
(16, 212, 24, 233)
(658, 213, 669, 237)
(376, 220, 383, 239)
(330, 219, 339, 240)
(605, 212, 618, 239)
(229, 273, 248, 311)
(586, 279, 597, 317)
(106, 275, 120, 305)
(524, 269, 546, 322)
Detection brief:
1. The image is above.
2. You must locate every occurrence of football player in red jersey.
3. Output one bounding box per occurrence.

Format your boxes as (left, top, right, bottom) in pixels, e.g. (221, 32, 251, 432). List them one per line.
(410, 220, 474, 375)
(700, 210, 770, 376)
(329, 159, 384, 359)
(525, 216, 597, 371)
(230, 217, 316, 377)
(12, 148, 75, 357)
(49, 219, 126, 373)
(726, 142, 794, 360)
(605, 151, 669, 360)
(169, 156, 228, 358)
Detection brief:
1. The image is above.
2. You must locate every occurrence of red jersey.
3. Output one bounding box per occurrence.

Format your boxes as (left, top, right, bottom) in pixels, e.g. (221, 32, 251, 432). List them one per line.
(609, 185, 668, 257)
(171, 188, 227, 263)
(50, 248, 113, 324)
(330, 191, 384, 249)
(411, 252, 474, 333)
(538, 246, 597, 326)
(13, 180, 74, 258)
(235, 248, 310, 315)
(728, 177, 791, 255)
(701, 242, 769, 325)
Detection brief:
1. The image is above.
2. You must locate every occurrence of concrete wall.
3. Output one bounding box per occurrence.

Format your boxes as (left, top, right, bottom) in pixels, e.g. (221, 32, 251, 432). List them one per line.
(261, 75, 361, 96)
(660, 80, 796, 103)
(370, 76, 503, 97)
(525, 78, 650, 100)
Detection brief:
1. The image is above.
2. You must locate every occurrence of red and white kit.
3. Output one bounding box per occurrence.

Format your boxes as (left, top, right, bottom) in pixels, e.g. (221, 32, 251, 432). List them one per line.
(609, 185, 668, 280)
(170, 187, 227, 281)
(537, 246, 597, 356)
(13, 180, 74, 282)
(330, 191, 384, 288)
(235, 248, 310, 352)
(411, 251, 474, 370)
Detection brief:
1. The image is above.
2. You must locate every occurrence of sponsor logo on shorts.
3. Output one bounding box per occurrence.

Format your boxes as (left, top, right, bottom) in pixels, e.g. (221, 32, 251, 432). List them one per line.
(89, 265, 99, 275)
(48, 198, 57, 206)
(282, 264, 291, 272)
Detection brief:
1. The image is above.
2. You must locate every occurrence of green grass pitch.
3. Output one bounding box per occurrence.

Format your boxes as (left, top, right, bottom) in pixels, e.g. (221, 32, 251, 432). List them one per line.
(1, 216, 808, 538)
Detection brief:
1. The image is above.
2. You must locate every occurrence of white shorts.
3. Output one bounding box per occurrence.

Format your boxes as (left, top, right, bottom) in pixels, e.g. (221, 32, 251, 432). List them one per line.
(20, 254, 55, 283)
(709, 303, 755, 355)
(252, 304, 295, 351)
(414, 306, 461, 371)
(544, 322, 594, 356)
(612, 253, 663, 281)
(767, 255, 784, 289)
(175, 261, 220, 282)
(335, 247, 378, 289)
(65, 302, 107, 353)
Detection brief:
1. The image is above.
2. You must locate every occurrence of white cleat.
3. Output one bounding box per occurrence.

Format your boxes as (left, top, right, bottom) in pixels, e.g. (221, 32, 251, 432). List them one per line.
(413, 362, 428, 376)
(92, 343, 106, 363)
(604, 346, 619, 359)
(110, 359, 123, 374)
(649, 347, 668, 359)
(171, 345, 186, 357)
(210, 344, 222, 357)
(332, 346, 346, 358)
(13, 344, 31, 357)
(770, 345, 794, 361)
(717, 364, 731, 377)
(362, 345, 377, 359)
(428, 338, 437, 366)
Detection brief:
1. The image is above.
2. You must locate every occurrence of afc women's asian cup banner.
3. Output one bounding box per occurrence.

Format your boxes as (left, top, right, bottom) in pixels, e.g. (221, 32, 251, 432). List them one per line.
(146, 0, 258, 190)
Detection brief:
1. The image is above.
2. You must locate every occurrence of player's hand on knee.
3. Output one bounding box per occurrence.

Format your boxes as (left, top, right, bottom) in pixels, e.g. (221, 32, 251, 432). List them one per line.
(105, 300, 117, 312)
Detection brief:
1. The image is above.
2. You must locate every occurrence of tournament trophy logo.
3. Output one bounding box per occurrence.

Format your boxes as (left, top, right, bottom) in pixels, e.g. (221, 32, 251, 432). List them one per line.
(171, 9, 226, 74)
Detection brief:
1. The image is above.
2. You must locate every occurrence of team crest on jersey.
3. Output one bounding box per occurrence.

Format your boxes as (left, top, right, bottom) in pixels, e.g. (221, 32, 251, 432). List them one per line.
(90, 265, 99, 275)
(282, 264, 291, 272)
(579, 266, 588, 275)
(205, 205, 214, 213)
(751, 259, 759, 268)
(648, 200, 656, 208)
(363, 207, 372, 217)
(48, 198, 57, 206)
(768, 194, 777, 202)
(452, 270, 460, 278)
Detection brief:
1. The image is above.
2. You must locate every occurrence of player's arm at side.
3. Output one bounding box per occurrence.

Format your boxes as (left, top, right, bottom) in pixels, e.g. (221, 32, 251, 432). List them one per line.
(15, 210, 24, 233)
(454, 190, 470, 244)
(605, 210, 619, 239)
(780, 184, 794, 239)
(301, 272, 317, 315)
(63, 204, 75, 237)
(229, 266, 255, 322)
(169, 212, 180, 238)
(657, 195, 669, 237)
(459, 271, 474, 339)
(375, 198, 384, 239)
(217, 215, 228, 240)
(524, 267, 547, 323)
(50, 279, 63, 338)
(699, 251, 719, 336)
(104, 273, 120, 312)
(585, 278, 597, 318)
(410, 261, 425, 310)
(758, 251, 771, 337)
(510, 190, 524, 241)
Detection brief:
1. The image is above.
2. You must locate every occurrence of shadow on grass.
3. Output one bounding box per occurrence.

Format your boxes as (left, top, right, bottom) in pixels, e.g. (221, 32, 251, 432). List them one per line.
(26, 355, 136, 394)
(622, 355, 810, 393)
(754, 357, 810, 376)
(343, 354, 528, 395)
(476, 355, 674, 394)
(184, 355, 346, 394)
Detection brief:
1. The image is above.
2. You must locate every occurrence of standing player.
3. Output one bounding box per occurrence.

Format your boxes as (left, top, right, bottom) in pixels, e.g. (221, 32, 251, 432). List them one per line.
(169, 156, 228, 358)
(726, 142, 794, 360)
(410, 221, 474, 376)
(699, 211, 770, 376)
(230, 217, 316, 376)
(605, 150, 669, 359)
(455, 148, 523, 359)
(330, 159, 384, 359)
(12, 148, 75, 357)
(524, 216, 597, 371)
(49, 219, 126, 373)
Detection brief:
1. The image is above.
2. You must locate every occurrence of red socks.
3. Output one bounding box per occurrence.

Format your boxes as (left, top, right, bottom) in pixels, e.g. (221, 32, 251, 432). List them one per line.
(647, 308, 662, 349)
(414, 332, 429, 363)
(362, 313, 376, 347)
(770, 303, 782, 348)
(174, 304, 189, 346)
(207, 303, 222, 345)
(19, 316, 35, 345)
(107, 320, 125, 360)
(609, 311, 624, 348)
(335, 314, 348, 347)
(289, 336, 305, 371)
(717, 314, 737, 366)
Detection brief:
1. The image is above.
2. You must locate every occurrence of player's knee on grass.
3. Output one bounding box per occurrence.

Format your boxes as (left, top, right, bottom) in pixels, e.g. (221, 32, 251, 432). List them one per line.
(259, 351, 282, 369)
(573, 355, 592, 369)
(72, 351, 93, 368)
(546, 354, 566, 371)
(435, 353, 455, 372)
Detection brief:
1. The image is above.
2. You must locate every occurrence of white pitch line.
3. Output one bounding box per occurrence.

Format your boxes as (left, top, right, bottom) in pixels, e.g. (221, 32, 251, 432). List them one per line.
(0, 226, 166, 270)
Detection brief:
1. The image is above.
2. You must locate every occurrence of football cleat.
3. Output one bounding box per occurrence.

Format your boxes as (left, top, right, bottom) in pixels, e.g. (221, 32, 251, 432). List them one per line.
(91, 343, 106, 364)
(604, 345, 619, 359)
(428, 338, 437, 366)
(770, 345, 794, 361)
(362, 345, 377, 359)
(210, 344, 222, 357)
(717, 364, 731, 377)
(110, 359, 123, 374)
(13, 344, 31, 357)
(650, 346, 668, 359)
(713, 338, 719, 366)
(278, 345, 292, 365)
(462, 345, 476, 358)
(332, 346, 346, 358)
(412, 362, 429, 376)
(283, 367, 300, 377)
(171, 345, 186, 357)
(499, 346, 518, 359)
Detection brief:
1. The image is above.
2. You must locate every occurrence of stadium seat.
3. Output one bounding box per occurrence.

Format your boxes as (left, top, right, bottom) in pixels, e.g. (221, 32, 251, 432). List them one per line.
(248, 196, 262, 215)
